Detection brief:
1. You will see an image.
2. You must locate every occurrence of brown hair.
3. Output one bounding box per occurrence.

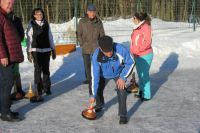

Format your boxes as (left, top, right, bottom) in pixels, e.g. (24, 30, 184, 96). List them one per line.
(134, 12, 151, 25)
(31, 8, 45, 20)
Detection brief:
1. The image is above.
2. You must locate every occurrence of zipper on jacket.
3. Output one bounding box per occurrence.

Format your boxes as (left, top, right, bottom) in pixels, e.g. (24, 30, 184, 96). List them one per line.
(112, 65, 114, 73)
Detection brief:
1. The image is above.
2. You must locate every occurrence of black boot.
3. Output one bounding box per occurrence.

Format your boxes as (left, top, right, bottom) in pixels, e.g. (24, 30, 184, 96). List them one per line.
(119, 116, 128, 124)
(94, 105, 104, 113)
(44, 87, 52, 95)
(36, 83, 43, 96)
(11, 75, 25, 101)
(134, 91, 142, 99)
(141, 97, 150, 102)
(29, 83, 44, 103)
(30, 95, 44, 103)
(0, 112, 22, 122)
(82, 80, 89, 84)
(11, 111, 19, 116)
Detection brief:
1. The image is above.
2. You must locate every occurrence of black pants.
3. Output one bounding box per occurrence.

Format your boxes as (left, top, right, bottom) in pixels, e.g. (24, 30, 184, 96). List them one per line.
(0, 64, 14, 115)
(82, 54, 92, 95)
(95, 77, 127, 117)
(12, 63, 23, 93)
(32, 52, 51, 95)
(13, 74, 23, 93)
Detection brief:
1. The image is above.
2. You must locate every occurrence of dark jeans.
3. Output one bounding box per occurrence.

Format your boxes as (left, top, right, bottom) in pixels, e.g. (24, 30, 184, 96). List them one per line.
(95, 77, 127, 117)
(13, 74, 23, 93)
(0, 64, 14, 115)
(32, 52, 51, 95)
(82, 53, 92, 95)
(13, 63, 23, 93)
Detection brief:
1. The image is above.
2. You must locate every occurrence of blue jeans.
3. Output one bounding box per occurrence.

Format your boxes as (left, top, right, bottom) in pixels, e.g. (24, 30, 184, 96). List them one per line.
(135, 53, 153, 99)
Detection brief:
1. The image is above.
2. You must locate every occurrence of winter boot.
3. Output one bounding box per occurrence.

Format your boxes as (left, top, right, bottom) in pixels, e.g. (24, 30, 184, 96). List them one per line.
(44, 87, 52, 95)
(119, 116, 128, 124)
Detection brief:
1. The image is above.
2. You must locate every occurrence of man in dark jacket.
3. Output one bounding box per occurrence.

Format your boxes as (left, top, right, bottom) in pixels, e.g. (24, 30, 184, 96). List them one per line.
(0, 0, 24, 122)
(77, 4, 105, 95)
(7, 11, 25, 100)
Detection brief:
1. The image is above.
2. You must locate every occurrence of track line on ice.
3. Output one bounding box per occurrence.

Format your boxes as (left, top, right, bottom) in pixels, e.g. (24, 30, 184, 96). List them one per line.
(51, 73, 76, 87)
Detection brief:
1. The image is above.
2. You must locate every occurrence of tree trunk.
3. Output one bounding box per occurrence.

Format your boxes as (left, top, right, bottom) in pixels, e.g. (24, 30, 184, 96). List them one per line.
(67, 0, 71, 20)
(183, 0, 189, 21)
(160, 0, 165, 20)
(170, 0, 175, 21)
(55, 0, 59, 23)
(19, 0, 25, 24)
(165, 0, 171, 21)
(105, 0, 108, 19)
(119, 0, 124, 18)
(100, 1, 104, 17)
(152, 0, 161, 18)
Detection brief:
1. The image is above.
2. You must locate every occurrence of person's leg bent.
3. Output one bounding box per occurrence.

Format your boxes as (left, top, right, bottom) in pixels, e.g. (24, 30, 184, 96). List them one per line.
(117, 89, 127, 117)
(95, 77, 106, 108)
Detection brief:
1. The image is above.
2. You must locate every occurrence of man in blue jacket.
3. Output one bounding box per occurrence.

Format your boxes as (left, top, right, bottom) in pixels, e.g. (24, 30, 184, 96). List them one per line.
(89, 36, 134, 124)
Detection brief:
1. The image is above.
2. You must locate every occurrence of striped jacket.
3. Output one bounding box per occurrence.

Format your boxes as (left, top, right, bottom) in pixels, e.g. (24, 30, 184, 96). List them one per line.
(91, 43, 134, 97)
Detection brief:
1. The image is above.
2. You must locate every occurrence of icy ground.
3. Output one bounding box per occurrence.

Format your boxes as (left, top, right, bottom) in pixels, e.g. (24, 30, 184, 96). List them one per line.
(0, 18, 200, 133)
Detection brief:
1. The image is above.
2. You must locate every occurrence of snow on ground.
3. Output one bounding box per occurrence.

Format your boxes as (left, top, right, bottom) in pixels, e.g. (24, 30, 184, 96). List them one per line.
(0, 18, 200, 133)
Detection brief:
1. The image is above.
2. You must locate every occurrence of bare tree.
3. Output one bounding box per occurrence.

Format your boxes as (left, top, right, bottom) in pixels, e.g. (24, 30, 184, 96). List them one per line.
(13, 0, 196, 24)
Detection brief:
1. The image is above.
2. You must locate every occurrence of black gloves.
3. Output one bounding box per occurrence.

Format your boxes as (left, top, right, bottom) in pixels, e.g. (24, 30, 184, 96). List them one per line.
(52, 50, 56, 60)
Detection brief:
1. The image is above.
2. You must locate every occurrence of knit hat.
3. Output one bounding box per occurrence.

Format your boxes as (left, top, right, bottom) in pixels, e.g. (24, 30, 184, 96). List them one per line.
(87, 3, 96, 11)
(98, 36, 113, 52)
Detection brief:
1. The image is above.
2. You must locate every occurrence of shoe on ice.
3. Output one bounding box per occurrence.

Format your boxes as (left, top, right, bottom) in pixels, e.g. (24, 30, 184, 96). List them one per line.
(94, 105, 104, 112)
(134, 91, 142, 99)
(141, 97, 150, 102)
(0, 113, 22, 122)
(119, 116, 128, 124)
(82, 80, 89, 84)
(11, 92, 25, 101)
(30, 95, 44, 103)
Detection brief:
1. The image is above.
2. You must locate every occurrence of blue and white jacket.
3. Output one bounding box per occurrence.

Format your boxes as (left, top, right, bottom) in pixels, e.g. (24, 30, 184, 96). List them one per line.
(91, 43, 135, 98)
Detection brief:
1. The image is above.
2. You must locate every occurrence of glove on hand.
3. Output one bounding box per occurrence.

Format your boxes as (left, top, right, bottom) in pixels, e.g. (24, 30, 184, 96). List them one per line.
(52, 50, 56, 60)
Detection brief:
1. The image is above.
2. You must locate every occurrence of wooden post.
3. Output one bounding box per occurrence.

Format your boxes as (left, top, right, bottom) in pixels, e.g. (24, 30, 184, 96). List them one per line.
(46, 0, 50, 22)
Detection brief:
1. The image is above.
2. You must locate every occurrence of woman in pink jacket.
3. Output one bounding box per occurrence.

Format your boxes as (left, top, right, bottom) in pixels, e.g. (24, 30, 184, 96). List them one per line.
(130, 12, 153, 101)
